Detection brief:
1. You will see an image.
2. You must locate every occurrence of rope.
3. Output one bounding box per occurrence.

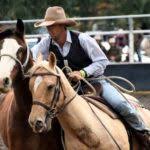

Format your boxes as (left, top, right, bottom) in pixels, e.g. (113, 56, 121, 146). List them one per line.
(61, 66, 135, 93)
(87, 75, 138, 107)
(87, 76, 135, 93)
(80, 78, 96, 96)
(62, 66, 96, 96)
(62, 66, 72, 74)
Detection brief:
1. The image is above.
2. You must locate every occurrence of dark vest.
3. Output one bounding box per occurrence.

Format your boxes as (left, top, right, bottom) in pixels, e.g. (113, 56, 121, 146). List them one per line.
(49, 31, 92, 71)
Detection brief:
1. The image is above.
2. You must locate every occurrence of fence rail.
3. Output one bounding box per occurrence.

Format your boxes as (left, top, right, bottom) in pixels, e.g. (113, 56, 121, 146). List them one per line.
(1, 14, 150, 62)
(1, 14, 150, 24)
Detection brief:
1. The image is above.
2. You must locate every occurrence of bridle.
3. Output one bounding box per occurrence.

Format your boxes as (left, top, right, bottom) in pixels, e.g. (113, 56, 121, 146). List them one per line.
(30, 67, 77, 120)
(0, 44, 30, 76)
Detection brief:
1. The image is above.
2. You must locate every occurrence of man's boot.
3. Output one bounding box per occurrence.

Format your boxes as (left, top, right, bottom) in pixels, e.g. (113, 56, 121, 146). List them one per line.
(135, 130, 150, 149)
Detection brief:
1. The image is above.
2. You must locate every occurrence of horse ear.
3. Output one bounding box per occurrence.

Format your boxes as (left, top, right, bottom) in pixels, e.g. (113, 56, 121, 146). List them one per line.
(36, 51, 43, 63)
(16, 19, 24, 37)
(48, 52, 56, 69)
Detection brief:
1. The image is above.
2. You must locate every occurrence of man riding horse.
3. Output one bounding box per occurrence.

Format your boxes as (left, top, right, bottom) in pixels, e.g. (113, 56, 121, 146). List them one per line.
(31, 6, 150, 148)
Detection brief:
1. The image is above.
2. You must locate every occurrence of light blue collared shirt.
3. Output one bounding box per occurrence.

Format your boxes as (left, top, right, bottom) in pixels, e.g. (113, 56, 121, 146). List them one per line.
(31, 30, 109, 77)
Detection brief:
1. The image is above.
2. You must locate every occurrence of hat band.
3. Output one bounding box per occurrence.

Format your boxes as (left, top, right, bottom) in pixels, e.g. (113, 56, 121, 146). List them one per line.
(44, 17, 66, 22)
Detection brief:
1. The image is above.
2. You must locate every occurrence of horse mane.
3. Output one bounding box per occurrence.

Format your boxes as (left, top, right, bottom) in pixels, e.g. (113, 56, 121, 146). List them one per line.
(0, 24, 15, 31)
(0, 28, 15, 41)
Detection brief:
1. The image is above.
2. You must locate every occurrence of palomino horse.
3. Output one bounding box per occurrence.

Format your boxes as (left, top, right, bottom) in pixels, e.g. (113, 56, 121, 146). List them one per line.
(0, 19, 63, 150)
(28, 52, 150, 150)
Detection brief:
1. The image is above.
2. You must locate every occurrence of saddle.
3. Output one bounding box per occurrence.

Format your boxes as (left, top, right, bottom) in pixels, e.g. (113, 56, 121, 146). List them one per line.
(81, 82, 118, 119)
(82, 95, 118, 119)
(81, 81, 103, 96)
(81, 81, 144, 119)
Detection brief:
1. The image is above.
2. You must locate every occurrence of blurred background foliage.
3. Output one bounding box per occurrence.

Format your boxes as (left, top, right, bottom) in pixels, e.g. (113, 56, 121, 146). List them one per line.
(0, 0, 150, 33)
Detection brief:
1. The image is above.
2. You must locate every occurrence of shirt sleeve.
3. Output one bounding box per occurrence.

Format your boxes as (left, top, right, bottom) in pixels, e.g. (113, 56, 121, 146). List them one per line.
(31, 36, 50, 61)
(79, 33, 109, 77)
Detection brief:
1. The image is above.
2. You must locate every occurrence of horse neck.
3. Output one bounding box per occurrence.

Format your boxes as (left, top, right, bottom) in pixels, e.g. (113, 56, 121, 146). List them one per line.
(13, 76, 32, 114)
(13, 60, 33, 116)
(58, 68, 76, 99)
(57, 70, 97, 132)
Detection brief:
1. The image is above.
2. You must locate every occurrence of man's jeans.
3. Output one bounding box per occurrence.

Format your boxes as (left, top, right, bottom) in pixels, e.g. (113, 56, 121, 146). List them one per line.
(99, 79, 147, 131)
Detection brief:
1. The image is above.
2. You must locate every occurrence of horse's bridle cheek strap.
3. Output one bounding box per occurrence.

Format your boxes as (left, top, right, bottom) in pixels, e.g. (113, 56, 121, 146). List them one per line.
(50, 77, 61, 108)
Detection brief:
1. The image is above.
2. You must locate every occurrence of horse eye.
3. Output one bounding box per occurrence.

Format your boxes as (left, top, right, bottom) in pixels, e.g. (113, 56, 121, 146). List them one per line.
(18, 51, 22, 57)
(47, 84, 54, 90)
(18, 47, 24, 53)
(17, 48, 23, 58)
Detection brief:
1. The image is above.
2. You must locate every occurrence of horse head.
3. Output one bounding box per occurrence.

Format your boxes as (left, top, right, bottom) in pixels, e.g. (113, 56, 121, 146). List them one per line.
(0, 19, 32, 93)
(28, 52, 75, 133)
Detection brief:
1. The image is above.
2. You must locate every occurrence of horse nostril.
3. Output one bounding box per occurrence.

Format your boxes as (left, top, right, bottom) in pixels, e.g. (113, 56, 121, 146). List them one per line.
(3, 77, 10, 86)
(35, 120, 44, 131)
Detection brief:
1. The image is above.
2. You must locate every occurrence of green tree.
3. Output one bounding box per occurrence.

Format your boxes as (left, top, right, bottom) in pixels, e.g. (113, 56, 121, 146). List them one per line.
(0, 0, 150, 33)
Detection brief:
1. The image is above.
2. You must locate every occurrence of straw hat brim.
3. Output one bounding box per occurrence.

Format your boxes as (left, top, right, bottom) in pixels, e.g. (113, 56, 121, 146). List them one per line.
(34, 19, 77, 28)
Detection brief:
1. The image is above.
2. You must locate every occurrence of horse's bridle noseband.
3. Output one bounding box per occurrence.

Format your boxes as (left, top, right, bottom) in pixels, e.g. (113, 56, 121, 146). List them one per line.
(31, 68, 77, 120)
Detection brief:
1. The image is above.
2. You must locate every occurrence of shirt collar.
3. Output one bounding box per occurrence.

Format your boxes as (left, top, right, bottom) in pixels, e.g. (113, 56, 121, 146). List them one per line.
(66, 30, 72, 43)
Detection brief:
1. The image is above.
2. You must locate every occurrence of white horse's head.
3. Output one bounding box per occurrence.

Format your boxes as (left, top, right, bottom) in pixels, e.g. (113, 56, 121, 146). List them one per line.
(0, 19, 31, 92)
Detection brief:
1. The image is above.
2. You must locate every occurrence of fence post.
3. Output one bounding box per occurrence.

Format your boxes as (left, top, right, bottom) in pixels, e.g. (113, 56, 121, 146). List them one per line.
(128, 17, 134, 62)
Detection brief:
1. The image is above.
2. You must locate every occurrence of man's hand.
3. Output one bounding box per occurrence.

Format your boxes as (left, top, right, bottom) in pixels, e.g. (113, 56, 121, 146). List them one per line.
(68, 71, 83, 82)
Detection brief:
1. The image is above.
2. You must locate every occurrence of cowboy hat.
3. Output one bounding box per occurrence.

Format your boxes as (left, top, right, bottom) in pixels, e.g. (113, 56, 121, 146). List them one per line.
(34, 6, 77, 28)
